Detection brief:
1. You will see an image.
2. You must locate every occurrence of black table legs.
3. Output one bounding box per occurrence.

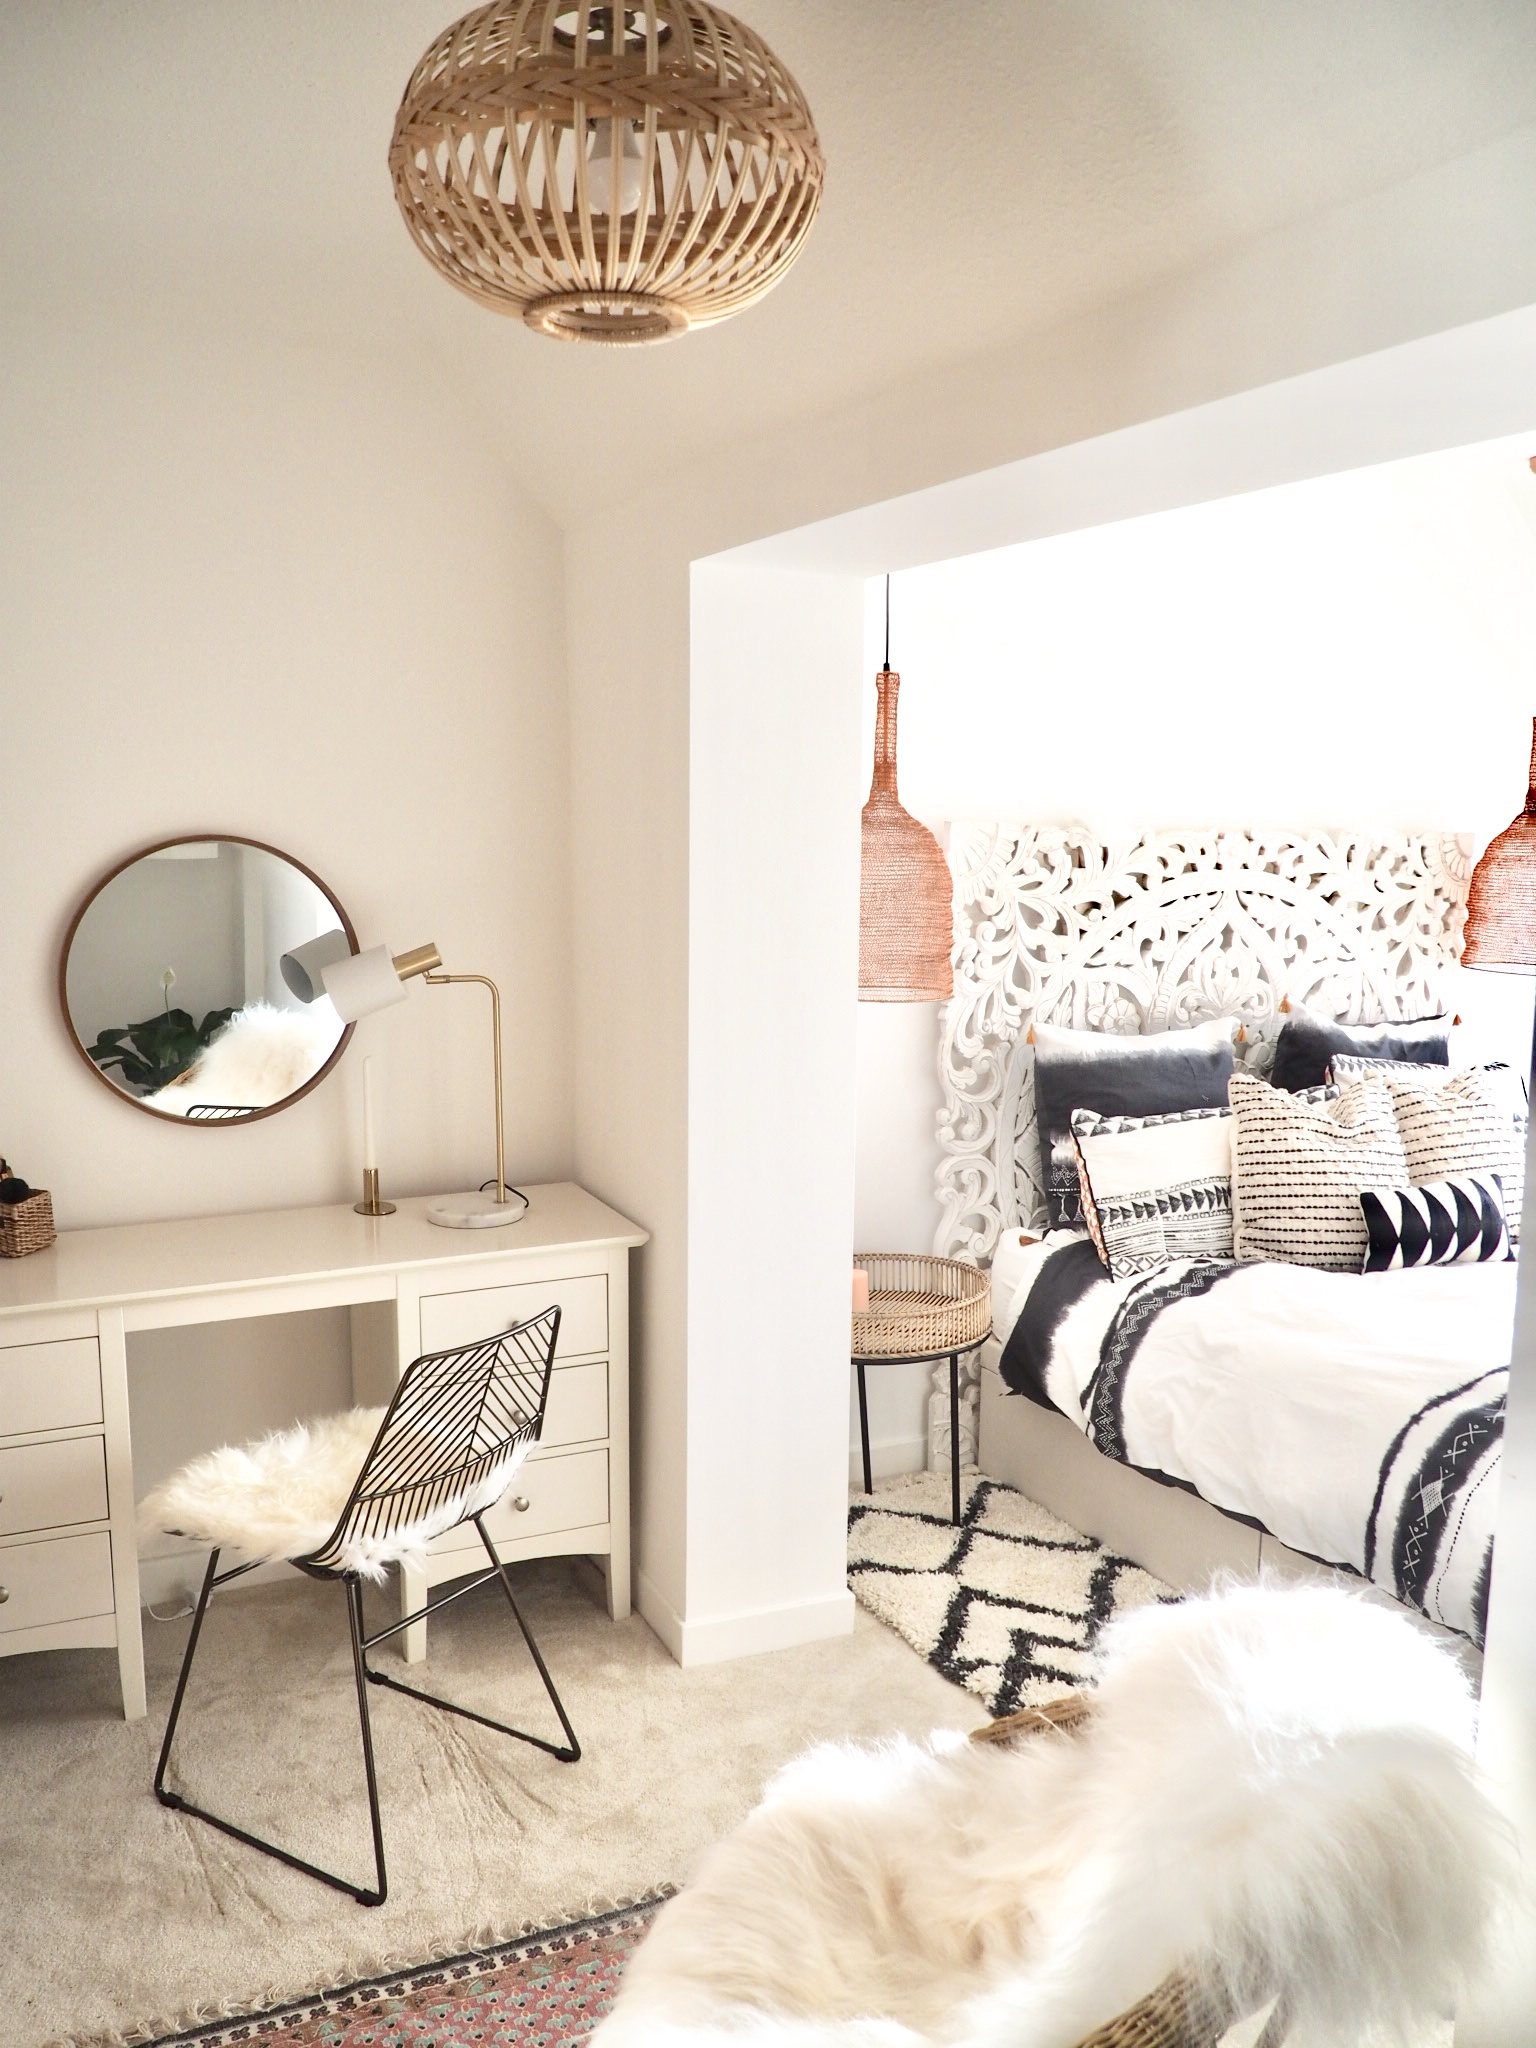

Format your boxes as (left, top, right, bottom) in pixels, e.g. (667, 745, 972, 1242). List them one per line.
(856, 1359, 872, 1496)
(949, 1352, 961, 1524)
(852, 1352, 965, 1525)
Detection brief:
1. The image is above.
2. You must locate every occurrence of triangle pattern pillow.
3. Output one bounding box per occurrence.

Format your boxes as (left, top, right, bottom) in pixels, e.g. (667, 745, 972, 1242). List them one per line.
(1360, 1174, 1512, 1272)
(1070, 1104, 1234, 1278)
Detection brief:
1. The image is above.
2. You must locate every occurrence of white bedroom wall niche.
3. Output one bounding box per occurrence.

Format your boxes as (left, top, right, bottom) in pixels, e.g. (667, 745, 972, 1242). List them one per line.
(571, 296, 1536, 1656)
(845, 433, 1536, 1379)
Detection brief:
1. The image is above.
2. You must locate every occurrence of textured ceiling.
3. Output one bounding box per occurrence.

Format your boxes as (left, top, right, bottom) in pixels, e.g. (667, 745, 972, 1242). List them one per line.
(6, 2, 1536, 525)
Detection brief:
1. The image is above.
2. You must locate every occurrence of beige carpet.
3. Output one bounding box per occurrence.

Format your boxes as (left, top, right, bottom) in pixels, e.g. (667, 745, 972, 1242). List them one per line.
(2, 1558, 983, 2048)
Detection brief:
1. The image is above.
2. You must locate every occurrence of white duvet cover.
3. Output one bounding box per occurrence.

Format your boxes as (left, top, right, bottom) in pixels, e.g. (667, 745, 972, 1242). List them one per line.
(991, 1232, 1512, 1645)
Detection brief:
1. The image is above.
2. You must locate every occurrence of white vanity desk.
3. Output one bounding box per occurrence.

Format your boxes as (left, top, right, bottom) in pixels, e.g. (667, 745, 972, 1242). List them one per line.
(0, 1182, 646, 1723)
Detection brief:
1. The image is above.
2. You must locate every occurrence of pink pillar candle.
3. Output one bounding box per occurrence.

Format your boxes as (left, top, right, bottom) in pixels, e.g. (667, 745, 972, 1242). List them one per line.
(852, 1267, 870, 1313)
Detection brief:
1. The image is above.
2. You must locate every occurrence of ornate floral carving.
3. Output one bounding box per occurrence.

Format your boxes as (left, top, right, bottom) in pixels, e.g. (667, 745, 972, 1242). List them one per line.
(928, 1352, 983, 1475)
(936, 826, 1469, 1267)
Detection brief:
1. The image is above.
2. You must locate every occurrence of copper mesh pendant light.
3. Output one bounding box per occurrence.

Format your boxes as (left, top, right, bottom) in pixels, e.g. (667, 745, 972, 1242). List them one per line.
(1464, 717, 1536, 972)
(858, 582, 954, 1002)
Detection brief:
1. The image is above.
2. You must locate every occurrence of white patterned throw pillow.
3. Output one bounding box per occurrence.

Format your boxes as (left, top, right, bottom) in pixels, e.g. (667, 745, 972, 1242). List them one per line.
(1330, 1056, 1526, 1243)
(1229, 1072, 1409, 1270)
(1359, 1173, 1512, 1272)
(1070, 1105, 1234, 1279)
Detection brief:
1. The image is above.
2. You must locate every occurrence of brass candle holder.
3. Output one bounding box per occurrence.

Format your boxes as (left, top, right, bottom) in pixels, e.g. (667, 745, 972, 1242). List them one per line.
(355, 1167, 396, 1218)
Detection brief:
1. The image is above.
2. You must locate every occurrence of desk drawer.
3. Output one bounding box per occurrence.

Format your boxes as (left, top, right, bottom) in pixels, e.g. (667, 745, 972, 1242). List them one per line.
(0, 1530, 114, 1636)
(0, 1338, 102, 1438)
(434, 1447, 609, 1556)
(419, 1274, 608, 1359)
(538, 1361, 608, 1451)
(0, 1438, 108, 1538)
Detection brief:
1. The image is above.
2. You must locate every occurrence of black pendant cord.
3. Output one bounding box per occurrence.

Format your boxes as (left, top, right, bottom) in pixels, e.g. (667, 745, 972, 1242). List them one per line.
(883, 573, 891, 671)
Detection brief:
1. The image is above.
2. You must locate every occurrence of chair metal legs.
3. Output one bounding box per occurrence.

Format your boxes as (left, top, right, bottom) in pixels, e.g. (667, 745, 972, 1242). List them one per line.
(358, 1514, 580, 1763)
(153, 1528, 578, 1907)
(154, 1548, 390, 1905)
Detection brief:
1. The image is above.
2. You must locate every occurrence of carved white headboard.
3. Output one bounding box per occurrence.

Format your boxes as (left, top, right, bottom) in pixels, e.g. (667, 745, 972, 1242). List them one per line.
(935, 825, 1470, 1264)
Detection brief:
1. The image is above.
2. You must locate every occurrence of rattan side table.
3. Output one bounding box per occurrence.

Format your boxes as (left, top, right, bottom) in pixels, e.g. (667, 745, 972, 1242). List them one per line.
(852, 1253, 991, 1525)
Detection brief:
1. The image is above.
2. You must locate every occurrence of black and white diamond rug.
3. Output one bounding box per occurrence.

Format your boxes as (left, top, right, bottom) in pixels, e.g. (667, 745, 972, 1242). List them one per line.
(848, 1470, 1173, 1716)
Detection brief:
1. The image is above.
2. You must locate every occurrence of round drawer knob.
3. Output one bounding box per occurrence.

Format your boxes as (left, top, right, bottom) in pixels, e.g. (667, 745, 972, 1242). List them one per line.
(0, 1587, 9, 1605)
(512, 1496, 531, 1513)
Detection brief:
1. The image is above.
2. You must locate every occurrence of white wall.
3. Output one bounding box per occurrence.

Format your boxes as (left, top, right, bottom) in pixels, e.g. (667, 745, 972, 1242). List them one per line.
(882, 436, 1536, 833)
(0, 315, 572, 1595)
(848, 435, 1536, 1377)
(850, 1003, 946, 1478)
(682, 563, 864, 1660)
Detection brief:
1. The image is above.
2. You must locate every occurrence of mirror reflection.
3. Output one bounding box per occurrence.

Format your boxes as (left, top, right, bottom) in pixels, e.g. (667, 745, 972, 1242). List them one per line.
(62, 838, 353, 1120)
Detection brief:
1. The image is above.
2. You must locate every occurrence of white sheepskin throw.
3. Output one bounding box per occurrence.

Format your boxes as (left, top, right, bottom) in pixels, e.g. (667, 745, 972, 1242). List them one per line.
(137, 1407, 533, 1577)
(145, 1000, 338, 1113)
(597, 1585, 1512, 2048)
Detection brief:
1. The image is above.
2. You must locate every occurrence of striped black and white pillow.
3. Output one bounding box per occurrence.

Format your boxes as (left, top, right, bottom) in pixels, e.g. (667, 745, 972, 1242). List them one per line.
(1332, 1057, 1525, 1244)
(1360, 1174, 1512, 1271)
(1229, 1072, 1409, 1270)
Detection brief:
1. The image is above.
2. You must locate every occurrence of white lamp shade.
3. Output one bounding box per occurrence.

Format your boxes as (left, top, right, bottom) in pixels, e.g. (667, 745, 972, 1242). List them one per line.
(321, 944, 409, 1023)
(279, 929, 354, 1004)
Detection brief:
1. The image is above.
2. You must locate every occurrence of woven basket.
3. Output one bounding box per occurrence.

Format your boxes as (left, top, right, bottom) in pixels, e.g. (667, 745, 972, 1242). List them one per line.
(971, 1697, 1262, 2048)
(0, 1190, 55, 1258)
(851, 1253, 990, 1358)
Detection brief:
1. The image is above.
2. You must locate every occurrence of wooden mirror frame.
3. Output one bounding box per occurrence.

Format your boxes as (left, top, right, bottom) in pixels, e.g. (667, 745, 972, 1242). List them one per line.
(58, 833, 358, 1127)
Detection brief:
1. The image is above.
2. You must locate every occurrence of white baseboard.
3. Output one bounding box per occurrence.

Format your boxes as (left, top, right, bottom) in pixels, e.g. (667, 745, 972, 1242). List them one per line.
(636, 1571, 855, 1668)
(848, 1431, 928, 1485)
(635, 1569, 685, 1660)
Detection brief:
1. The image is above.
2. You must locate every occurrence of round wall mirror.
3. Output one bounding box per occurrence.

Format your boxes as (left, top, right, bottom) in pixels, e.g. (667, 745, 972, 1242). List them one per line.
(60, 836, 356, 1123)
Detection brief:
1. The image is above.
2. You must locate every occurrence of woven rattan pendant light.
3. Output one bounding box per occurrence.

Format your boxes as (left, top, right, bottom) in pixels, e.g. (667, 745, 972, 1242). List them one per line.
(859, 582, 955, 1003)
(1463, 716, 1536, 971)
(389, 1, 824, 344)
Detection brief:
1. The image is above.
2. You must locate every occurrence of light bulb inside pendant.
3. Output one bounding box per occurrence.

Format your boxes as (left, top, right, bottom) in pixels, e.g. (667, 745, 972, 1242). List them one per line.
(586, 121, 646, 215)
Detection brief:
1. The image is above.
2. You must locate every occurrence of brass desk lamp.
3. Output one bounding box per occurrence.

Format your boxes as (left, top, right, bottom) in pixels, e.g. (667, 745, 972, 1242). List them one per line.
(281, 934, 527, 1229)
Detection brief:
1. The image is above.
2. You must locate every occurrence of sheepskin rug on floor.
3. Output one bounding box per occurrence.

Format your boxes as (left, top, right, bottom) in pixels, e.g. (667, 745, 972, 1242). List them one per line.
(598, 1582, 1507, 2048)
(848, 1471, 1171, 1715)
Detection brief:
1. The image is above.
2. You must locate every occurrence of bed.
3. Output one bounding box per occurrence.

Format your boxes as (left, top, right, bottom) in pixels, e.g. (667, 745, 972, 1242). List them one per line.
(930, 824, 1513, 1649)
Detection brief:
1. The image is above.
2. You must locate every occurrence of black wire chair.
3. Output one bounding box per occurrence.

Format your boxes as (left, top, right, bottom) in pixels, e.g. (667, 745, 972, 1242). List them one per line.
(153, 1304, 578, 1906)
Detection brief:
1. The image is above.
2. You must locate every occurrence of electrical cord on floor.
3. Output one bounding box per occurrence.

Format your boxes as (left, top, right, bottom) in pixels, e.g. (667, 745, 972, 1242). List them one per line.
(146, 1589, 206, 1622)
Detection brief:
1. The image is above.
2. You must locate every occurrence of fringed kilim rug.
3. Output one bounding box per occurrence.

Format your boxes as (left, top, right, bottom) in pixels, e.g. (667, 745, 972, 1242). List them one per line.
(848, 1470, 1173, 1715)
(140, 1900, 666, 2048)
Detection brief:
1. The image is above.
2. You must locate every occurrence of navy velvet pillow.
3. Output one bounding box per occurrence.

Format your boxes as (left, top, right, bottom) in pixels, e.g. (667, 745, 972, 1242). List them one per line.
(1033, 1018, 1237, 1228)
(1269, 1008, 1449, 1094)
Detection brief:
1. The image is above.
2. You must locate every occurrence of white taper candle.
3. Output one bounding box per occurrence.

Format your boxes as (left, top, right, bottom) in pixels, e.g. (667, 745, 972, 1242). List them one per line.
(362, 1056, 377, 1172)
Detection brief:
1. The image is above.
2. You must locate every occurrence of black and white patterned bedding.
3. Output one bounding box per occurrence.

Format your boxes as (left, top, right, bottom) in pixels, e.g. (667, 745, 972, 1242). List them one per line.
(993, 1236, 1512, 1646)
